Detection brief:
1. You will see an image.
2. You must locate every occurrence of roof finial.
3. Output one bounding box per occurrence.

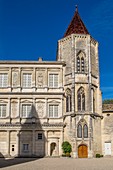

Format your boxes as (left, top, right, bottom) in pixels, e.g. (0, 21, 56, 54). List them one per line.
(75, 5, 78, 12)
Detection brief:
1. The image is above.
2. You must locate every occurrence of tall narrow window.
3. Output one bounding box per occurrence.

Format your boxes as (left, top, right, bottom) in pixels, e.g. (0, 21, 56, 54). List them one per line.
(49, 105, 58, 118)
(77, 87, 85, 111)
(83, 124, 88, 138)
(77, 122, 88, 138)
(77, 124, 82, 138)
(0, 74, 8, 87)
(49, 74, 58, 88)
(81, 57, 85, 72)
(66, 89, 72, 112)
(23, 73, 32, 87)
(0, 104, 7, 117)
(76, 51, 85, 73)
(22, 104, 31, 118)
(23, 144, 29, 152)
(77, 57, 80, 72)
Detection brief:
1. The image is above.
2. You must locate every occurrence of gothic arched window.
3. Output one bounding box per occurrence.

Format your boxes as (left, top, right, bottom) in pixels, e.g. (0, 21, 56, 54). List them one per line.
(77, 87, 85, 111)
(77, 57, 80, 72)
(83, 124, 88, 138)
(76, 51, 85, 73)
(81, 57, 85, 72)
(66, 89, 72, 112)
(77, 124, 82, 138)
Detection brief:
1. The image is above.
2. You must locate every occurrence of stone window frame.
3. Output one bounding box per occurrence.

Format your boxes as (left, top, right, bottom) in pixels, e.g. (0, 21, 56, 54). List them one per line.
(65, 88, 72, 112)
(23, 144, 29, 152)
(77, 87, 85, 111)
(48, 104, 59, 118)
(0, 104, 7, 118)
(48, 73, 58, 88)
(21, 104, 32, 118)
(77, 119, 88, 138)
(77, 51, 85, 73)
(38, 133, 43, 140)
(0, 73, 8, 87)
(22, 73, 32, 88)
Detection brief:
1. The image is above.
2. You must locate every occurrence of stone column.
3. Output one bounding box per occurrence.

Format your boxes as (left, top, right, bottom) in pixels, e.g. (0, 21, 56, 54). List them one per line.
(18, 67, 21, 91)
(45, 131, 48, 156)
(32, 130, 35, 155)
(16, 131, 20, 156)
(9, 68, 12, 89)
(7, 130, 10, 157)
(8, 98, 11, 123)
(60, 130, 64, 155)
(33, 68, 36, 91)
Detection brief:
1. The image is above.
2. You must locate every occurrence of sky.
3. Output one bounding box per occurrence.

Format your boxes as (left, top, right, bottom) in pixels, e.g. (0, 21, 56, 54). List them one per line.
(0, 0, 113, 100)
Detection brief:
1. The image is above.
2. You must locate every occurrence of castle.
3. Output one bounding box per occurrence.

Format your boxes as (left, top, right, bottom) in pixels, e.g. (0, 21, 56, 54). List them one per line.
(0, 7, 113, 158)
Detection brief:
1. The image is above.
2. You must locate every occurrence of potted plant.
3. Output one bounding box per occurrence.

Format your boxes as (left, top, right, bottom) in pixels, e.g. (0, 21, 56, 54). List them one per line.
(62, 141, 72, 157)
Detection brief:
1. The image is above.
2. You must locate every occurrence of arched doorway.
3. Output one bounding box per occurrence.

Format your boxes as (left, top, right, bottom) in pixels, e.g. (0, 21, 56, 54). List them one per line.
(78, 144, 88, 158)
(50, 142, 56, 156)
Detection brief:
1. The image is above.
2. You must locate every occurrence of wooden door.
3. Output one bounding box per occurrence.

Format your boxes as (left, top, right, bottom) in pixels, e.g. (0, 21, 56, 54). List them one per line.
(78, 145, 88, 158)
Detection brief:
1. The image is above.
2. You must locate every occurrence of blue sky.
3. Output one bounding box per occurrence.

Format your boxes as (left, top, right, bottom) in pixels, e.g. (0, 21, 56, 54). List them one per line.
(0, 0, 113, 100)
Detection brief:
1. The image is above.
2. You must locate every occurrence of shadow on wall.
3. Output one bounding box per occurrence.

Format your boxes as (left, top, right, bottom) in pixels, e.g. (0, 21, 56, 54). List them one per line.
(0, 103, 46, 168)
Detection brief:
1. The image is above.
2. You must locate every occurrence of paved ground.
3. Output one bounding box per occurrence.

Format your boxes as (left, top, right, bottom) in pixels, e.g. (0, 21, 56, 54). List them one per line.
(0, 157, 113, 170)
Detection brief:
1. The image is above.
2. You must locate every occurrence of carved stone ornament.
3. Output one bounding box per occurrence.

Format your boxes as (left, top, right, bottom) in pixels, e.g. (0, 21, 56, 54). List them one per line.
(37, 73, 43, 87)
(12, 72, 18, 86)
(37, 102, 44, 118)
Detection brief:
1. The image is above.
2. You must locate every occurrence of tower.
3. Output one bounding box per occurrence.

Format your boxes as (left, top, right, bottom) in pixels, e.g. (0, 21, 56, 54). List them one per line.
(57, 7, 102, 158)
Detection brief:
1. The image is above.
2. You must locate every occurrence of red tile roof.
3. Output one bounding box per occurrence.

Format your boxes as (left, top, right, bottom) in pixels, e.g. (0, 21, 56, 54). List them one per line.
(64, 7, 89, 37)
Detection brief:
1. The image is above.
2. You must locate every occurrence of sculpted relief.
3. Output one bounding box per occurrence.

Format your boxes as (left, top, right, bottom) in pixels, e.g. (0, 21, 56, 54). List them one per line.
(36, 102, 44, 118)
(37, 73, 43, 87)
(11, 102, 18, 118)
(12, 72, 18, 86)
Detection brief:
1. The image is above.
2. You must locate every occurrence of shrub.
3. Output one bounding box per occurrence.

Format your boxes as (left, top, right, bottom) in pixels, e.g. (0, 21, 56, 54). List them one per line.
(96, 154, 100, 158)
(62, 141, 72, 156)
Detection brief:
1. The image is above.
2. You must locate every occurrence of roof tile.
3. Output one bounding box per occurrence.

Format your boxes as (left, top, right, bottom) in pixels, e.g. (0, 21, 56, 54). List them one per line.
(64, 7, 89, 37)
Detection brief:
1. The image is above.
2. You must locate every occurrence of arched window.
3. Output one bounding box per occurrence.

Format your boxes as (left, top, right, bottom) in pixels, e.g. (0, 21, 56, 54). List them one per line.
(66, 89, 72, 112)
(83, 124, 88, 138)
(77, 57, 80, 72)
(77, 87, 85, 111)
(77, 124, 82, 138)
(81, 57, 85, 72)
(76, 51, 85, 73)
(77, 122, 88, 139)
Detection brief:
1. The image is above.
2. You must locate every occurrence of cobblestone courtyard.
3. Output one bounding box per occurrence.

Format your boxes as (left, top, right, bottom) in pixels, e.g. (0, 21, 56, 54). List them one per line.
(0, 157, 113, 170)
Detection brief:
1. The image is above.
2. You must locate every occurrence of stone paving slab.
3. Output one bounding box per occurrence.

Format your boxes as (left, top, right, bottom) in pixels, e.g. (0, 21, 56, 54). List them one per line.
(0, 157, 113, 170)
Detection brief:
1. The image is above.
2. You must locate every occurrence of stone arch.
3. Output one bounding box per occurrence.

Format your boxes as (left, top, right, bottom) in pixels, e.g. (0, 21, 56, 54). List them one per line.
(50, 142, 57, 156)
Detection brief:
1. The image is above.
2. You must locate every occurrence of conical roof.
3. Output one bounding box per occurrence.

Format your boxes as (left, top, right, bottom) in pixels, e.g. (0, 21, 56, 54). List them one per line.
(64, 6, 89, 37)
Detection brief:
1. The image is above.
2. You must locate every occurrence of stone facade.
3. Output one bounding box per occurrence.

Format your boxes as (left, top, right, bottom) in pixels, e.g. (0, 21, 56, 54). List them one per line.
(102, 104, 113, 157)
(0, 8, 112, 158)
